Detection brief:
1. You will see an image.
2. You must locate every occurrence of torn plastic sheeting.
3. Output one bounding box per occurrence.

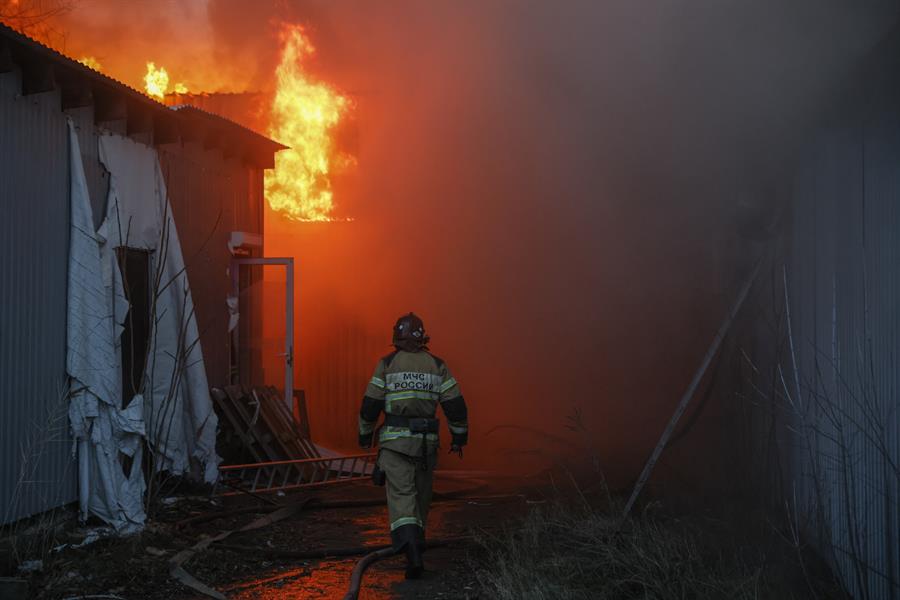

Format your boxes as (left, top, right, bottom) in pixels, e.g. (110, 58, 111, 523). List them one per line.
(98, 134, 219, 484)
(67, 119, 143, 533)
(66, 118, 120, 438)
(65, 123, 221, 533)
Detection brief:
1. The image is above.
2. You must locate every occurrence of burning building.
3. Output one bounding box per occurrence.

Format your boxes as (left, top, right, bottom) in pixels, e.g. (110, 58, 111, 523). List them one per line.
(0, 22, 285, 529)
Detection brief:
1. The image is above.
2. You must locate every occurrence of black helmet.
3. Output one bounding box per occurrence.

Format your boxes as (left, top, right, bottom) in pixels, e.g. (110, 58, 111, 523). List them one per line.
(392, 312, 429, 352)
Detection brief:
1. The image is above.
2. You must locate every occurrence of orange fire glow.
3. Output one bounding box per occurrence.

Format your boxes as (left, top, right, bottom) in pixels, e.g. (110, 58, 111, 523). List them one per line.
(78, 56, 102, 71)
(264, 25, 353, 222)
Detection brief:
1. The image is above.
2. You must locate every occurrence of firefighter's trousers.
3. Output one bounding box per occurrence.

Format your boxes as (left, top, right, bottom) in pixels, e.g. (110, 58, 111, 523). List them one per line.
(378, 447, 435, 533)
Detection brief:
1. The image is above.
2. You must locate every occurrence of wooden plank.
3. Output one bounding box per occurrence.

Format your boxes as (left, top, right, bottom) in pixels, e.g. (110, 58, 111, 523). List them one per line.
(252, 387, 302, 460)
(293, 389, 311, 439)
(211, 388, 265, 465)
(291, 389, 320, 458)
(223, 385, 284, 463)
(263, 387, 318, 460)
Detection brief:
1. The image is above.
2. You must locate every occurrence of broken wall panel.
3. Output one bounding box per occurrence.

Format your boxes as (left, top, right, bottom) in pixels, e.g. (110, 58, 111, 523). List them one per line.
(0, 68, 77, 524)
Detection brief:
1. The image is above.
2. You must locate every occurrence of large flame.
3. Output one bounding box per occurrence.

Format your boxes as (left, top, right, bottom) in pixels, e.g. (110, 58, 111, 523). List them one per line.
(265, 25, 352, 222)
(143, 61, 189, 100)
(143, 62, 169, 99)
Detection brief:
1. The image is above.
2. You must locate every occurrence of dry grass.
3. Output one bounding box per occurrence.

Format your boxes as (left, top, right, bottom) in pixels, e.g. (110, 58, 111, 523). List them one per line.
(471, 499, 803, 600)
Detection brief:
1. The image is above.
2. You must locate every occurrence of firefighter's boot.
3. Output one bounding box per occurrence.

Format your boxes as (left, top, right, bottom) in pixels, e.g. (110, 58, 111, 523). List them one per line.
(392, 523, 424, 579)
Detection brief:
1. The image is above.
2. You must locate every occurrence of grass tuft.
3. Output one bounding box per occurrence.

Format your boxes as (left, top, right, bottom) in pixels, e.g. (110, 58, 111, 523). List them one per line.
(472, 500, 771, 600)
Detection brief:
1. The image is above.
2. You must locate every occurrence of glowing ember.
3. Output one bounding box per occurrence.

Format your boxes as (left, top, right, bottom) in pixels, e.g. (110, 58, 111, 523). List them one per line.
(265, 24, 353, 222)
(78, 56, 102, 71)
(143, 62, 169, 99)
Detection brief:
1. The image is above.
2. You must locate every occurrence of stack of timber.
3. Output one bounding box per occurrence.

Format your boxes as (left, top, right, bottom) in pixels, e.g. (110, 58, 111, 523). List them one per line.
(212, 385, 319, 464)
(212, 386, 374, 495)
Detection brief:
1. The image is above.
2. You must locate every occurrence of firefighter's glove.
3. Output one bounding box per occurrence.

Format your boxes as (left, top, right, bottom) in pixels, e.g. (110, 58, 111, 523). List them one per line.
(449, 444, 464, 459)
(359, 433, 373, 449)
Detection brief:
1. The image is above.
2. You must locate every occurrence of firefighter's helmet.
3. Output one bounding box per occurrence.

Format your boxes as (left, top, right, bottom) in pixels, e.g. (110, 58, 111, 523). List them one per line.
(392, 312, 429, 351)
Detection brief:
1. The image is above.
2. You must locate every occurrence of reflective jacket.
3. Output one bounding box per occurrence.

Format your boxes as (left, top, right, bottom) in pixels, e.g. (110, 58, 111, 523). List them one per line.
(358, 349, 468, 457)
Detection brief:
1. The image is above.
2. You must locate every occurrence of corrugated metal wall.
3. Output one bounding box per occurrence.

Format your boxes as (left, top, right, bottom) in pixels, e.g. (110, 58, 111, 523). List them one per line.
(0, 69, 77, 523)
(758, 85, 900, 599)
(301, 320, 386, 449)
(158, 144, 264, 388)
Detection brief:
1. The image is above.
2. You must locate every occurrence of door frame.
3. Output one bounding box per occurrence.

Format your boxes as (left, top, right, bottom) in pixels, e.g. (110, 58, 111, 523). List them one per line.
(230, 257, 295, 410)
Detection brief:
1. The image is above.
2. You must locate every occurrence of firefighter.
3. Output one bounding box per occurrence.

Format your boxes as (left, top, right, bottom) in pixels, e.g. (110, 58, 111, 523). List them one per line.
(358, 313, 468, 579)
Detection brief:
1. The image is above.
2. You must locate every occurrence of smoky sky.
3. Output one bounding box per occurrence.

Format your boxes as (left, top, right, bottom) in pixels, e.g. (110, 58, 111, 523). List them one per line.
(53, 0, 900, 477)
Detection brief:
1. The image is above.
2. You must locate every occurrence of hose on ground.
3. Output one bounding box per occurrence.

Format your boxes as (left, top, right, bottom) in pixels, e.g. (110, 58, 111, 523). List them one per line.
(339, 537, 469, 600)
(343, 546, 399, 600)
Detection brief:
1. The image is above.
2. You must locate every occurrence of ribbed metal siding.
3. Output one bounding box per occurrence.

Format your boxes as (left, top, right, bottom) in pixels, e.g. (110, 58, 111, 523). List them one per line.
(158, 144, 261, 389)
(780, 97, 900, 599)
(302, 321, 384, 449)
(0, 69, 77, 524)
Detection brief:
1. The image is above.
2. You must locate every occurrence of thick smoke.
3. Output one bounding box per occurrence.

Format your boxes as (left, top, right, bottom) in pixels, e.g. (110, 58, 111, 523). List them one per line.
(251, 1, 898, 481)
(50, 1, 900, 483)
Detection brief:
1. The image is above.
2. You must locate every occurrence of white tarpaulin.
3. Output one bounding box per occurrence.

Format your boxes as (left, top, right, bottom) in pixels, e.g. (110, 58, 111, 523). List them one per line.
(67, 122, 220, 533)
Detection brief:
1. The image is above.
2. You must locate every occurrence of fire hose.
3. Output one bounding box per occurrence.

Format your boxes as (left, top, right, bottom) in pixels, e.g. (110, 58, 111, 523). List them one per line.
(217, 538, 468, 599)
(341, 538, 467, 600)
(342, 546, 400, 600)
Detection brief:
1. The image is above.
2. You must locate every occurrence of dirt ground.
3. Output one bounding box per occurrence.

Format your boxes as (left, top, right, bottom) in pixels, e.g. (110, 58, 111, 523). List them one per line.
(27, 472, 528, 600)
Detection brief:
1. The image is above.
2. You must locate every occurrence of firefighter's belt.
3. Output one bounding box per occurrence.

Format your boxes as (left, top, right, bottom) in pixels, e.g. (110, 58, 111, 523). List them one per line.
(383, 415, 438, 470)
(383, 415, 439, 433)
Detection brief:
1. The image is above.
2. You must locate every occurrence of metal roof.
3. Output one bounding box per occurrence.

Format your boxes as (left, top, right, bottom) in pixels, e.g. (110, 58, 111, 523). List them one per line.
(169, 104, 287, 152)
(0, 21, 285, 167)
